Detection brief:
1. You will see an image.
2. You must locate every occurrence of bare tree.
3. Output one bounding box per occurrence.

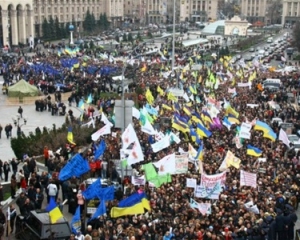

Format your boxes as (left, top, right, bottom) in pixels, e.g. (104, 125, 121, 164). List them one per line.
(292, 22, 300, 51)
(266, 0, 282, 24)
(218, 0, 240, 19)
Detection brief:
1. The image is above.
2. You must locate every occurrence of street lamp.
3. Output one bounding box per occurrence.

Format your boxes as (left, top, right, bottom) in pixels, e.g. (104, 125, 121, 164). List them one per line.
(69, 24, 75, 45)
(12, 114, 27, 137)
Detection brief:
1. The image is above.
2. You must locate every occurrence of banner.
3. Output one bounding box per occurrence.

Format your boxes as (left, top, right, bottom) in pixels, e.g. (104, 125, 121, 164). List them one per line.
(240, 170, 257, 188)
(131, 175, 146, 186)
(186, 178, 197, 188)
(200, 172, 226, 187)
(194, 182, 222, 199)
(238, 82, 250, 87)
(239, 122, 252, 139)
(175, 154, 188, 174)
(198, 202, 212, 215)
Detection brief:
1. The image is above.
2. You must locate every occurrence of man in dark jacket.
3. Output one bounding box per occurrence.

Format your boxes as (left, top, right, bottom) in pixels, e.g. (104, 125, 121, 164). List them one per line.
(10, 158, 20, 176)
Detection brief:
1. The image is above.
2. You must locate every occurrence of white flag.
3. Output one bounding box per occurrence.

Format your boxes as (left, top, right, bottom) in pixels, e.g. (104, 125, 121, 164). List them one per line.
(279, 128, 290, 147)
(153, 154, 176, 175)
(141, 119, 156, 135)
(127, 141, 144, 165)
(122, 123, 138, 149)
(91, 124, 112, 141)
(101, 112, 113, 127)
(183, 92, 190, 102)
(151, 135, 170, 153)
(132, 107, 140, 119)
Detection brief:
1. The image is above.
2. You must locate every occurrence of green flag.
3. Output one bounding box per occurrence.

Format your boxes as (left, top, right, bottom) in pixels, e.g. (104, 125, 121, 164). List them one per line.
(121, 159, 128, 168)
(143, 163, 158, 181)
(150, 174, 172, 188)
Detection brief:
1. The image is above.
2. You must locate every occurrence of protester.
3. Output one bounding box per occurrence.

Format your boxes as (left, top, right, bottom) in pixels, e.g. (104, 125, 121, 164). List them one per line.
(8, 35, 300, 240)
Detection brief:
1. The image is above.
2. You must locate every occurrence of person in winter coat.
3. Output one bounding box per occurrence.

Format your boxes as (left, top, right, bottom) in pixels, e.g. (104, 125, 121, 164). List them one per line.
(22, 162, 30, 182)
(20, 177, 27, 192)
(35, 188, 44, 209)
(10, 174, 17, 199)
(3, 161, 10, 182)
(10, 158, 20, 176)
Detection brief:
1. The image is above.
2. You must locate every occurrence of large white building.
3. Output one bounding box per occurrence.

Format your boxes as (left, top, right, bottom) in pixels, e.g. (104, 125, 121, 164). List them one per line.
(33, 0, 124, 39)
(0, 0, 34, 46)
(238, 0, 282, 24)
(282, 0, 300, 26)
(179, 0, 218, 23)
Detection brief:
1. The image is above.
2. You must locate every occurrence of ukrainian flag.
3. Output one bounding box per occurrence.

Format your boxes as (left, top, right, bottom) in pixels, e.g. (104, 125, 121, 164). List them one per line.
(190, 127, 201, 144)
(67, 127, 76, 145)
(196, 123, 212, 138)
(172, 119, 190, 133)
(86, 93, 93, 104)
(247, 144, 263, 157)
(196, 143, 204, 161)
(110, 192, 150, 218)
(183, 106, 192, 116)
(263, 130, 277, 142)
(227, 114, 240, 125)
(46, 197, 63, 224)
(201, 112, 213, 124)
(254, 120, 271, 134)
(225, 105, 239, 118)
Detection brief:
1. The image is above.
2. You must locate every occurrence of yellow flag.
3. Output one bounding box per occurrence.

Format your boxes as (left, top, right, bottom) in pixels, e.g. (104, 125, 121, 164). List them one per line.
(167, 92, 178, 102)
(145, 89, 154, 105)
(157, 86, 164, 96)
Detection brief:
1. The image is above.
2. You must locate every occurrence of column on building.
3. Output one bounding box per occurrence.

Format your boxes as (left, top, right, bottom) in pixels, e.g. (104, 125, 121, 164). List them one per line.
(27, 9, 34, 39)
(18, 9, 26, 44)
(10, 9, 19, 45)
(1, 10, 9, 47)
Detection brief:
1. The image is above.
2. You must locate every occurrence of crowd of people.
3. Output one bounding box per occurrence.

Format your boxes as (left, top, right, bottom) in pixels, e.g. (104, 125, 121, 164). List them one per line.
(1, 29, 300, 240)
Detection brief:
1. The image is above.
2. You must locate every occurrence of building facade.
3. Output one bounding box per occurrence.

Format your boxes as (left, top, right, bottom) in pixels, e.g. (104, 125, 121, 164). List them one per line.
(0, 0, 34, 47)
(238, 0, 282, 24)
(123, 0, 146, 24)
(179, 0, 218, 23)
(282, 0, 300, 26)
(33, 0, 124, 38)
(144, 0, 166, 24)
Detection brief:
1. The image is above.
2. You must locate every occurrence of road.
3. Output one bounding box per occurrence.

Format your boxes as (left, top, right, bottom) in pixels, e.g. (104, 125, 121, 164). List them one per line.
(238, 29, 294, 67)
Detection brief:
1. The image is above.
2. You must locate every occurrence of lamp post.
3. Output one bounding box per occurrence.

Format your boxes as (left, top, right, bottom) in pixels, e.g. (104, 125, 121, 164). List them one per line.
(171, 0, 176, 80)
(77, 17, 81, 39)
(12, 114, 27, 138)
(69, 24, 75, 45)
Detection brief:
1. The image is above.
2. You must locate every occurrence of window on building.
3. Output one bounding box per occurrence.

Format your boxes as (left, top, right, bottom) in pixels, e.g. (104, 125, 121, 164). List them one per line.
(54, 7, 57, 13)
(48, 7, 51, 13)
(35, 7, 38, 13)
(60, 15, 63, 21)
(41, 7, 44, 13)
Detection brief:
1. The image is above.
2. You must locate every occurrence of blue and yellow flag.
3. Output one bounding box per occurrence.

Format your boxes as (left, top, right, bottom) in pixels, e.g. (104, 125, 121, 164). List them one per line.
(86, 93, 93, 104)
(263, 130, 277, 142)
(254, 120, 271, 134)
(46, 197, 63, 224)
(71, 206, 81, 234)
(67, 127, 76, 145)
(196, 123, 212, 138)
(247, 145, 263, 157)
(196, 143, 204, 161)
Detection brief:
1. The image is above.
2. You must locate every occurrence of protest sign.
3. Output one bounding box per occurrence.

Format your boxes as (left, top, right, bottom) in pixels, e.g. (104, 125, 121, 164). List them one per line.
(186, 178, 197, 188)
